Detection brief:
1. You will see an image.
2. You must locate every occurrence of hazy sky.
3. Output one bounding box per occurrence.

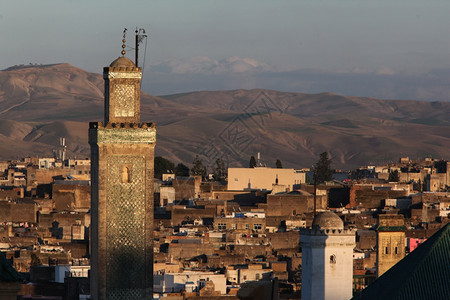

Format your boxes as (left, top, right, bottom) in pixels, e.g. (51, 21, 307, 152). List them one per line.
(2, 0, 450, 100)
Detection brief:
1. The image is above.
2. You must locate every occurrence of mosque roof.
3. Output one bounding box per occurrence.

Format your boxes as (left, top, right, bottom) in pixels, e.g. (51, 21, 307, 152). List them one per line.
(109, 56, 135, 68)
(312, 211, 343, 230)
(352, 223, 450, 300)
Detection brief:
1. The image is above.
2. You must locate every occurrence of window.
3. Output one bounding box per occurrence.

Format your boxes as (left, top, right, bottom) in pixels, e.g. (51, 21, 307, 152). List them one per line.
(394, 246, 398, 254)
(245, 224, 249, 230)
(256, 273, 260, 280)
(330, 254, 336, 264)
(253, 224, 262, 230)
(217, 223, 227, 230)
(385, 246, 389, 254)
(122, 166, 131, 183)
(231, 224, 237, 230)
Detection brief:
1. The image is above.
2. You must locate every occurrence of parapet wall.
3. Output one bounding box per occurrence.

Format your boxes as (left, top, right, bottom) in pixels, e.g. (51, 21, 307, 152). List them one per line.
(89, 122, 156, 145)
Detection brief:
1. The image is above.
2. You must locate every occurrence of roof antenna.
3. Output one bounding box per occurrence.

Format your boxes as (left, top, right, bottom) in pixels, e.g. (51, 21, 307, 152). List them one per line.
(135, 28, 147, 67)
(121, 28, 127, 56)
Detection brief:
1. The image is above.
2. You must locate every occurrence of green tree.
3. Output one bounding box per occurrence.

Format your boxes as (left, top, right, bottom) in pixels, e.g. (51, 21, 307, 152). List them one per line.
(388, 170, 400, 182)
(314, 152, 333, 183)
(213, 158, 227, 181)
(174, 163, 190, 177)
(249, 156, 257, 168)
(191, 155, 206, 177)
(276, 159, 283, 168)
(417, 178, 427, 192)
(154, 156, 175, 180)
(417, 179, 423, 192)
(423, 179, 428, 192)
(434, 160, 447, 173)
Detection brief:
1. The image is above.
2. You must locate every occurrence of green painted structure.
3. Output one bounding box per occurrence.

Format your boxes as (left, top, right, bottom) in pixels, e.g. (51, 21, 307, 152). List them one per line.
(353, 223, 450, 300)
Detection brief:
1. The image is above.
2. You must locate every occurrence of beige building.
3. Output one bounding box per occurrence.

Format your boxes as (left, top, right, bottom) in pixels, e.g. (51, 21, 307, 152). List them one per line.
(154, 272, 227, 294)
(214, 212, 266, 233)
(226, 264, 273, 284)
(376, 214, 406, 277)
(228, 167, 305, 191)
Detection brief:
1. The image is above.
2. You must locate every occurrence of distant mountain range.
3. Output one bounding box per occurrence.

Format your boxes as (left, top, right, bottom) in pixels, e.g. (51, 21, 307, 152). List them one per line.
(0, 63, 449, 169)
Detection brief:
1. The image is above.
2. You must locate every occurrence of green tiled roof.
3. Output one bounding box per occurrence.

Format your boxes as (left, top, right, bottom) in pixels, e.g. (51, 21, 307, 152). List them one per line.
(0, 253, 22, 282)
(352, 223, 450, 300)
(377, 226, 406, 232)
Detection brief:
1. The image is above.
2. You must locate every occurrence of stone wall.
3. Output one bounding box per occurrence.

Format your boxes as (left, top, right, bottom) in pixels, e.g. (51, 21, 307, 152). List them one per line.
(352, 188, 409, 209)
(53, 184, 90, 212)
(0, 202, 37, 223)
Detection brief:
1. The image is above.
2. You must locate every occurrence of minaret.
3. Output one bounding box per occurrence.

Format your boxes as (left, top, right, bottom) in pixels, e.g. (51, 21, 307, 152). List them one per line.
(300, 211, 355, 300)
(89, 35, 156, 299)
(376, 214, 406, 277)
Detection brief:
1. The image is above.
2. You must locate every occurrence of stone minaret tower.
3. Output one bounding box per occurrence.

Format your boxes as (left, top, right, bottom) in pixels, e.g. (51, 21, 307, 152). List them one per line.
(300, 211, 355, 300)
(89, 55, 156, 299)
(376, 214, 406, 277)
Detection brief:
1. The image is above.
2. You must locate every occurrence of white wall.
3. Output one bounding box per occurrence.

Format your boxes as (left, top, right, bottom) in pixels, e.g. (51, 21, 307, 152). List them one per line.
(301, 232, 355, 300)
(154, 272, 227, 294)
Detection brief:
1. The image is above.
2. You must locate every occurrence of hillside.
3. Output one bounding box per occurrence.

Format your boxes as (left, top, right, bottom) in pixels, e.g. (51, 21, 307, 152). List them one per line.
(0, 63, 449, 169)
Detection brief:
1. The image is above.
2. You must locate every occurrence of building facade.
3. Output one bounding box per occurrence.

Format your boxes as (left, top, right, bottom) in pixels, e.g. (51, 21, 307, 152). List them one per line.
(90, 56, 156, 299)
(376, 214, 406, 277)
(228, 167, 305, 191)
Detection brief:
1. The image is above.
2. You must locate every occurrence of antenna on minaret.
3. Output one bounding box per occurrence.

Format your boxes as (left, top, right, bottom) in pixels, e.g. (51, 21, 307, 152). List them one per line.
(135, 28, 147, 67)
(121, 28, 127, 56)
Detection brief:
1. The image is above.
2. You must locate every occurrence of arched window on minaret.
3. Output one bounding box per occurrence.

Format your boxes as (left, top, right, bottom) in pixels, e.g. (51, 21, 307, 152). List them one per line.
(122, 166, 131, 183)
(330, 254, 336, 264)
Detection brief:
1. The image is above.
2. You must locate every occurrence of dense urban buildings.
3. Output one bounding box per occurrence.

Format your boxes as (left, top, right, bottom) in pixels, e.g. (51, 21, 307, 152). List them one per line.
(0, 136, 449, 299)
(0, 154, 448, 298)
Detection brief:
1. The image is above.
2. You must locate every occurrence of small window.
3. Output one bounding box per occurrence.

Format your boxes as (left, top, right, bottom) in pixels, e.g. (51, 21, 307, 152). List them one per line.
(330, 254, 336, 264)
(256, 273, 260, 280)
(245, 224, 249, 230)
(217, 223, 227, 230)
(253, 224, 262, 230)
(394, 246, 398, 254)
(385, 246, 389, 254)
(122, 166, 131, 183)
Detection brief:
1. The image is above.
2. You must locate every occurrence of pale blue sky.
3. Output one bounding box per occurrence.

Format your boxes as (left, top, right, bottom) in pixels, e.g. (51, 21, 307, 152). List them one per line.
(2, 0, 450, 100)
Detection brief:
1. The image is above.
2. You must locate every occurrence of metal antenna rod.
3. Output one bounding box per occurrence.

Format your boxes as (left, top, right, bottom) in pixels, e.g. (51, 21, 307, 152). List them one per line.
(135, 28, 147, 67)
(135, 28, 139, 66)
